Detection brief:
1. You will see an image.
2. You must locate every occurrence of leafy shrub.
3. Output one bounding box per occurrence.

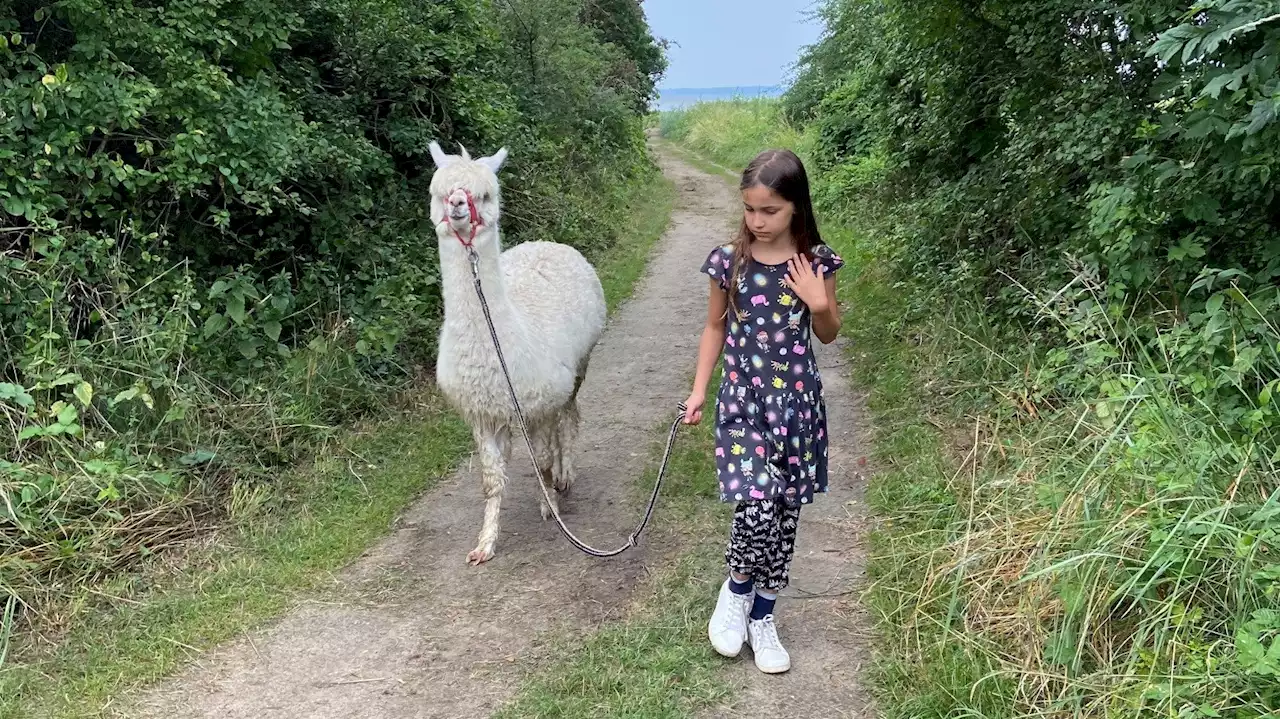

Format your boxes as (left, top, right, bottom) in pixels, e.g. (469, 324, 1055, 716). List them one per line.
(771, 1, 1280, 716)
(663, 0, 1280, 715)
(0, 0, 664, 633)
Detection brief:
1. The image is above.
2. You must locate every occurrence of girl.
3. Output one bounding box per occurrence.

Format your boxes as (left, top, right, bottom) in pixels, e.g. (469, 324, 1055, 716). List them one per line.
(682, 148, 843, 674)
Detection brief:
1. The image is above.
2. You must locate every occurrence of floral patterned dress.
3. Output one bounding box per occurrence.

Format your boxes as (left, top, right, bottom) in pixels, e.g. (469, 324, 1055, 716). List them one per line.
(702, 242, 844, 508)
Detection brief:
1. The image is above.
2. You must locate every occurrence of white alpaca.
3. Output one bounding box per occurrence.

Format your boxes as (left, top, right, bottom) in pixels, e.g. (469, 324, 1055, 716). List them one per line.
(427, 140, 607, 565)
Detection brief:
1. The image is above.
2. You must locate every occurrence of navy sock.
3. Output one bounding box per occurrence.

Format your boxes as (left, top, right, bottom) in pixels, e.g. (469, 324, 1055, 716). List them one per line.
(750, 589, 777, 620)
(728, 574, 753, 595)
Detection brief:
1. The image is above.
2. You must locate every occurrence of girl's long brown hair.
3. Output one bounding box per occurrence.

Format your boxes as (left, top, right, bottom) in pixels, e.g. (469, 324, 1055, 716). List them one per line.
(725, 149, 825, 319)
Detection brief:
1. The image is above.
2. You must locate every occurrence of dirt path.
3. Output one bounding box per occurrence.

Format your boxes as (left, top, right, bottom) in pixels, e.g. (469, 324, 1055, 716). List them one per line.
(128, 144, 741, 719)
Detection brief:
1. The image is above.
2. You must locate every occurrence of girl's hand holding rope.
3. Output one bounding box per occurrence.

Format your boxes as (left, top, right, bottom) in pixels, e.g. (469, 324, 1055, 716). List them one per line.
(682, 392, 705, 425)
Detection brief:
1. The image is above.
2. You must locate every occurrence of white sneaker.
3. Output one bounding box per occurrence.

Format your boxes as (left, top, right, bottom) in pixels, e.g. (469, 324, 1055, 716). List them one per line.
(746, 614, 791, 673)
(708, 579, 753, 657)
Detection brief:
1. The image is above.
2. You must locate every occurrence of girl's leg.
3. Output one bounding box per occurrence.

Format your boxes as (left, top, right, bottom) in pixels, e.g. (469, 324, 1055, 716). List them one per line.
(710, 501, 773, 657)
(755, 502, 801, 611)
(725, 500, 775, 589)
(745, 501, 800, 674)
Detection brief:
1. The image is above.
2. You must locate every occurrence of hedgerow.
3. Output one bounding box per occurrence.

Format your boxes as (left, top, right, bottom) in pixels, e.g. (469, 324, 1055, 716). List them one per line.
(0, 0, 664, 635)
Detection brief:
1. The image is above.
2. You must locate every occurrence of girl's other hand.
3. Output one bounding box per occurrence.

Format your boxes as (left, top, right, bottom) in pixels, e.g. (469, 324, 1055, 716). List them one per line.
(683, 392, 705, 425)
(783, 253, 828, 313)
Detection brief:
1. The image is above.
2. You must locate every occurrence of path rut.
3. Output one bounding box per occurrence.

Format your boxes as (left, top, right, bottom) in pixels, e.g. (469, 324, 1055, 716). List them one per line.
(128, 144, 741, 719)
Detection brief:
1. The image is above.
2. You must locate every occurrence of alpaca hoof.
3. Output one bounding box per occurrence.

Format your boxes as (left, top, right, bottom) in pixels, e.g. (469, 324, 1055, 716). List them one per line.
(554, 477, 571, 496)
(540, 499, 558, 521)
(467, 546, 495, 565)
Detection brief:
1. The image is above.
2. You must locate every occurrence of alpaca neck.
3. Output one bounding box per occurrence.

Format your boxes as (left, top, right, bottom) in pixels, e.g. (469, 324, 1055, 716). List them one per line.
(438, 227, 523, 342)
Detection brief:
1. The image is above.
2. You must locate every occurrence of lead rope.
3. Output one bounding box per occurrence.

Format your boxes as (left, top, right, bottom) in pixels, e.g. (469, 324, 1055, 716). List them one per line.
(465, 248, 686, 558)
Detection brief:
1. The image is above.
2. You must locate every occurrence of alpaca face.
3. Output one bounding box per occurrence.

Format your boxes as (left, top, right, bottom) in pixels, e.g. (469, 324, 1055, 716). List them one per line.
(428, 141, 508, 249)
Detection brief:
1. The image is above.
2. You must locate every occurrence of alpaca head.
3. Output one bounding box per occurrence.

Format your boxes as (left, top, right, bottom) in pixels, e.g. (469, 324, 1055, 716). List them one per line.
(428, 140, 508, 252)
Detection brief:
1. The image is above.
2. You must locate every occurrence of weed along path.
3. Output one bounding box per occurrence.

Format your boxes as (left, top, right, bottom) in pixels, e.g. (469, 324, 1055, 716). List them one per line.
(127, 145, 734, 718)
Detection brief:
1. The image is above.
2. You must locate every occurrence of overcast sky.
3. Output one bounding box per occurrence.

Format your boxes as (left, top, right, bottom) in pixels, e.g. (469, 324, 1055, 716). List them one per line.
(642, 0, 825, 90)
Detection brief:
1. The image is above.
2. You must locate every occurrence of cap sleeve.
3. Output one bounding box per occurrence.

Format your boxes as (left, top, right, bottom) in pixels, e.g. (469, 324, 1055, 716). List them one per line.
(701, 244, 733, 290)
(810, 244, 845, 276)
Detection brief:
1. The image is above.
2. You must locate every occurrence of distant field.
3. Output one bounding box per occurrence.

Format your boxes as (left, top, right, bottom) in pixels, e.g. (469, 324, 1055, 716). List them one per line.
(652, 85, 781, 111)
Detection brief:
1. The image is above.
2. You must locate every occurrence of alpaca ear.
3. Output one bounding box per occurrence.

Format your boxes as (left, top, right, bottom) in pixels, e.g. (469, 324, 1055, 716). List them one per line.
(479, 147, 508, 174)
(459, 144, 472, 162)
(429, 141, 454, 169)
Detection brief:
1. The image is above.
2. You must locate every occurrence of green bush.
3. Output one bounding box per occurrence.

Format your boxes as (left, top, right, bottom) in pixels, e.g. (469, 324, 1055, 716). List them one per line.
(787, 1, 1280, 429)
(774, 1, 1280, 716)
(0, 0, 664, 631)
(662, 0, 1280, 714)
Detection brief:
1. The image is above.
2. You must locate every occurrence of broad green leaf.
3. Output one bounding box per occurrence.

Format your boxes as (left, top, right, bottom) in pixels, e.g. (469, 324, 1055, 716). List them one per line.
(1261, 380, 1277, 407)
(1200, 72, 1235, 99)
(226, 294, 246, 324)
(0, 383, 34, 408)
(264, 320, 282, 342)
(110, 388, 139, 406)
(1237, 628, 1267, 670)
(202, 313, 229, 338)
(73, 381, 93, 407)
(3, 195, 26, 217)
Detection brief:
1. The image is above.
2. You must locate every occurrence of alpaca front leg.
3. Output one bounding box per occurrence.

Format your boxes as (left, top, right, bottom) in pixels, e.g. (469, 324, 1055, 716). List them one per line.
(469, 424, 509, 565)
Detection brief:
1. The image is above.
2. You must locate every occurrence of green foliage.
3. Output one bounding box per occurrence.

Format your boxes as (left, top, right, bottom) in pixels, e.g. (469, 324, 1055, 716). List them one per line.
(0, 0, 664, 643)
(662, 0, 1280, 711)
(579, 0, 668, 115)
(750, 0, 1280, 716)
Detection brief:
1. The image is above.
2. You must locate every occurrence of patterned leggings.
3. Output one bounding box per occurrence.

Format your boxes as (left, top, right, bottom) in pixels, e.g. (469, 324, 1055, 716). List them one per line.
(724, 499, 802, 593)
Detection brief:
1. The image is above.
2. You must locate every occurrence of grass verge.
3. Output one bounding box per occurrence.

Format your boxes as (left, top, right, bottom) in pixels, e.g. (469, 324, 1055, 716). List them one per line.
(598, 169, 677, 313)
(2, 404, 471, 719)
(0, 168, 678, 719)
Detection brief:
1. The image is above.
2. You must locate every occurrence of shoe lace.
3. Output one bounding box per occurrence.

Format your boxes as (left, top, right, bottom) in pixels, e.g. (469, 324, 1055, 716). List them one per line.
(719, 592, 751, 630)
(752, 615, 782, 651)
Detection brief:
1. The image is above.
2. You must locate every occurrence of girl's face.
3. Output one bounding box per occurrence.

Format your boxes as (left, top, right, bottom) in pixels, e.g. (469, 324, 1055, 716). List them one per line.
(741, 183, 794, 245)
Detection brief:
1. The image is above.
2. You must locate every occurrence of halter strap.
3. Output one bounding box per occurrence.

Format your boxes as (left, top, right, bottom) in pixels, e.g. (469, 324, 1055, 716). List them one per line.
(437, 188, 484, 248)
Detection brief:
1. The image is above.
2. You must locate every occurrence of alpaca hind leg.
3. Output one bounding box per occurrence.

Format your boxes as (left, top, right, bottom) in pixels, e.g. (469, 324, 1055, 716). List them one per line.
(532, 420, 560, 521)
(555, 363, 588, 495)
(553, 399, 580, 496)
(469, 422, 510, 566)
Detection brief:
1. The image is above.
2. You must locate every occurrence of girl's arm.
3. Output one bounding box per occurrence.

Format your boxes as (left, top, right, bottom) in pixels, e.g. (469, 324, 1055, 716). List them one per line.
(810, 276, 841, 344)
(785, 255, 842, 344)
(684, 278, 728, 424)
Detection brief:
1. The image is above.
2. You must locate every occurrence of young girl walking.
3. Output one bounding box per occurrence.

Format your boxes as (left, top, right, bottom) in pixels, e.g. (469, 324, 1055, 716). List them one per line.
(682, 148, 843, 674)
